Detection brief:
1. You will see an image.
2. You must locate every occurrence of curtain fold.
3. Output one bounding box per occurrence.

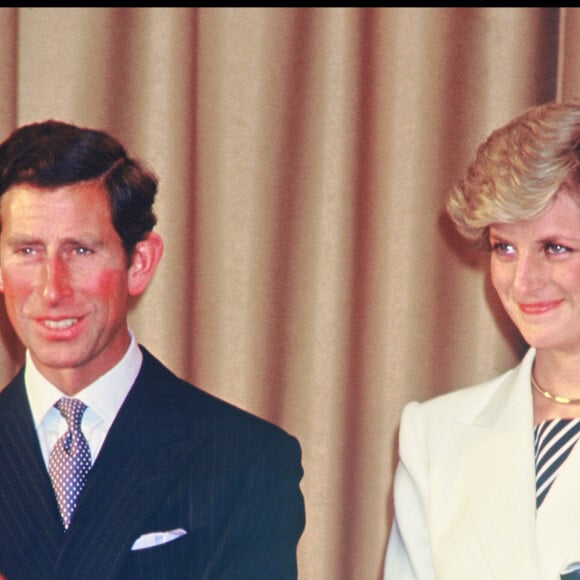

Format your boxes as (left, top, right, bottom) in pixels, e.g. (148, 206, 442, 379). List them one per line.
(1, 7, 578, 579)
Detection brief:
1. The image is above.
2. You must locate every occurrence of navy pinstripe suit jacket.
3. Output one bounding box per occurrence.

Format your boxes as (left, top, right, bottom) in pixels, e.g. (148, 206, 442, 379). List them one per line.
(0, 346, 305, 579)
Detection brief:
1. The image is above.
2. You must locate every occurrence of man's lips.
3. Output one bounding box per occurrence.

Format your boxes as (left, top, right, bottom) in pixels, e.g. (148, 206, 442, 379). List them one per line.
(518, 300, 563, 314)
(40, 318, 79, 329)
(31, 316, 84, 334)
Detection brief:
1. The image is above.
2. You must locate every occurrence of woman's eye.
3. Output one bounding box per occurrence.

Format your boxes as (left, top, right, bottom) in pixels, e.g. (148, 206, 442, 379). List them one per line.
(491, 242, 515, 255)
(545, 242, 571, 255)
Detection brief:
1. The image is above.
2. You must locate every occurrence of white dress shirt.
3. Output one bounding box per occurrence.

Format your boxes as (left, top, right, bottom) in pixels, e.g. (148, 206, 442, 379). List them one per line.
(26, 330, 143, 467)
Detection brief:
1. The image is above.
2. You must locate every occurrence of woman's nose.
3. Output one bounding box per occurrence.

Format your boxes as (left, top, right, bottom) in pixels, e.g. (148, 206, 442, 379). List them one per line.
(513, 252, 548, 294)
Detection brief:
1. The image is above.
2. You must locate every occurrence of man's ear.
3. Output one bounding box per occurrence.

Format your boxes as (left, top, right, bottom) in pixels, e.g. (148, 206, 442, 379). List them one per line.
(127, 232, 164, 297)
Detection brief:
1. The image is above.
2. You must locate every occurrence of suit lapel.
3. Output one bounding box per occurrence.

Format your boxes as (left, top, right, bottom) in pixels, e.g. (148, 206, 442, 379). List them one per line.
(53, 350, 207, 579)
(0, 373, 64, 574)
(452, 349, 541, 579)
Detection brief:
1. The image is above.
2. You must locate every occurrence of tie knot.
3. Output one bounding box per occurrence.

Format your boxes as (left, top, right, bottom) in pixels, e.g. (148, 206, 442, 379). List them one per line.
(55, 398, 87, 428)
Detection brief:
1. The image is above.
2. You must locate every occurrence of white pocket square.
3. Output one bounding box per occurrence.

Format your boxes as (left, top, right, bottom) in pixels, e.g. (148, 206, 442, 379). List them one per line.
(131, 528, 188, 550)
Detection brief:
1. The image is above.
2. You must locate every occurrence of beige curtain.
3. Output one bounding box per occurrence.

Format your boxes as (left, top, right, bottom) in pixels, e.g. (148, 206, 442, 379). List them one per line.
(1, 7, 579, 579)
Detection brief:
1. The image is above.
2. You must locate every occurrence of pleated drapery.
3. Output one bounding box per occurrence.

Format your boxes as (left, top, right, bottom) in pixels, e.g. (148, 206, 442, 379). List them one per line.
(1, 7, 579, 579)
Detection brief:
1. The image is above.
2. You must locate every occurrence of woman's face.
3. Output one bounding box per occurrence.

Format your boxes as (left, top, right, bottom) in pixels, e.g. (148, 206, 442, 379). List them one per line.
(490, 193, 580, 354)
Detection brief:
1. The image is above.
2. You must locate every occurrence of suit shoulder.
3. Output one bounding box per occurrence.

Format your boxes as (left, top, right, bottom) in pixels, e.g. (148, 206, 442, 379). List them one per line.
(0, 369, 25, 408)
(138, 346, 299, 445)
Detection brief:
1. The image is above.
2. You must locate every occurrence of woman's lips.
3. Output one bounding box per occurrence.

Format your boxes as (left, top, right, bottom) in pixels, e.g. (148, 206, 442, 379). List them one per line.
(518, 300, 563, 314)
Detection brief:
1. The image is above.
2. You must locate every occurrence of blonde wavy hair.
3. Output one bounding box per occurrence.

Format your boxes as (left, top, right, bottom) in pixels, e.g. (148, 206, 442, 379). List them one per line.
(446, 99, 580, 249)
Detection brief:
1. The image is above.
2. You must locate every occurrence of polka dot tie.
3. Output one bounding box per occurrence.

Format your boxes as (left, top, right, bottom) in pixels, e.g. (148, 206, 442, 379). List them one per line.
(48, 398, 92, 529)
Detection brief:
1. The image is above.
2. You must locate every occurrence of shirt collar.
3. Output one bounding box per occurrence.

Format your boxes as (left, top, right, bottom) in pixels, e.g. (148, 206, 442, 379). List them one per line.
(26, 329, 143, 428)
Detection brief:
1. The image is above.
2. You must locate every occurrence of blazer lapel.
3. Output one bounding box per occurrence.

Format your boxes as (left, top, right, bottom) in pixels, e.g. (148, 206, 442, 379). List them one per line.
(53, 352, 208, 579)
(452, 349, 541, 579)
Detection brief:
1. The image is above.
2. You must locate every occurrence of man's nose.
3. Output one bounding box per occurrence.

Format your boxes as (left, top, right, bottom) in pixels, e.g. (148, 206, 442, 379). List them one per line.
(40, 255, 72, 302)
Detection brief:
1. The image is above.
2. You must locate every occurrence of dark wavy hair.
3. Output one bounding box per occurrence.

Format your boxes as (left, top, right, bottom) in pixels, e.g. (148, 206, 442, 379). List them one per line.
(0, 120, 158, 259)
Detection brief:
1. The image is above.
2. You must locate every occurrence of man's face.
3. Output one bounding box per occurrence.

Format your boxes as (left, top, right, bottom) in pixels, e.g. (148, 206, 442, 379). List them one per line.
(0, 180, 137, 391)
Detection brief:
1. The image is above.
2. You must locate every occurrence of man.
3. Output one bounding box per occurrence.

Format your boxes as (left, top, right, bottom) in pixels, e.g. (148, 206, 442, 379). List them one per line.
(0, 120, 305, 580)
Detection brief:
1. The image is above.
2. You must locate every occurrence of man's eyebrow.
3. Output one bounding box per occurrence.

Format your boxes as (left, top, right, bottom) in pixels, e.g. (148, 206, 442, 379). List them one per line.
(4, 235, 105, 247)
(4, 234, 42, 246)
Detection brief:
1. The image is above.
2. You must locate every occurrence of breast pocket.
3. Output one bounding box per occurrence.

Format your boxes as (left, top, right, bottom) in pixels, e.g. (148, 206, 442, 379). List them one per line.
(120, 527, 209, 579)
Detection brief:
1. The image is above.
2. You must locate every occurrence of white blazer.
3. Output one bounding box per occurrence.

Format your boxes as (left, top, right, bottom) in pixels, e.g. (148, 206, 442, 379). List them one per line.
(384, 348, 580, 580)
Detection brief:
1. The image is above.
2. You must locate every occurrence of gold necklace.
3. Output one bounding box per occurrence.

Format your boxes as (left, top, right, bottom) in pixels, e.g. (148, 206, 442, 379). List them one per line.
(531, 373, 580, 405)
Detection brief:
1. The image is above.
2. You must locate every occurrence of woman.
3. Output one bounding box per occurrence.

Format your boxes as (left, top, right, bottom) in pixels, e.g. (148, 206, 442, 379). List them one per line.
(384, 100, 580, 580)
